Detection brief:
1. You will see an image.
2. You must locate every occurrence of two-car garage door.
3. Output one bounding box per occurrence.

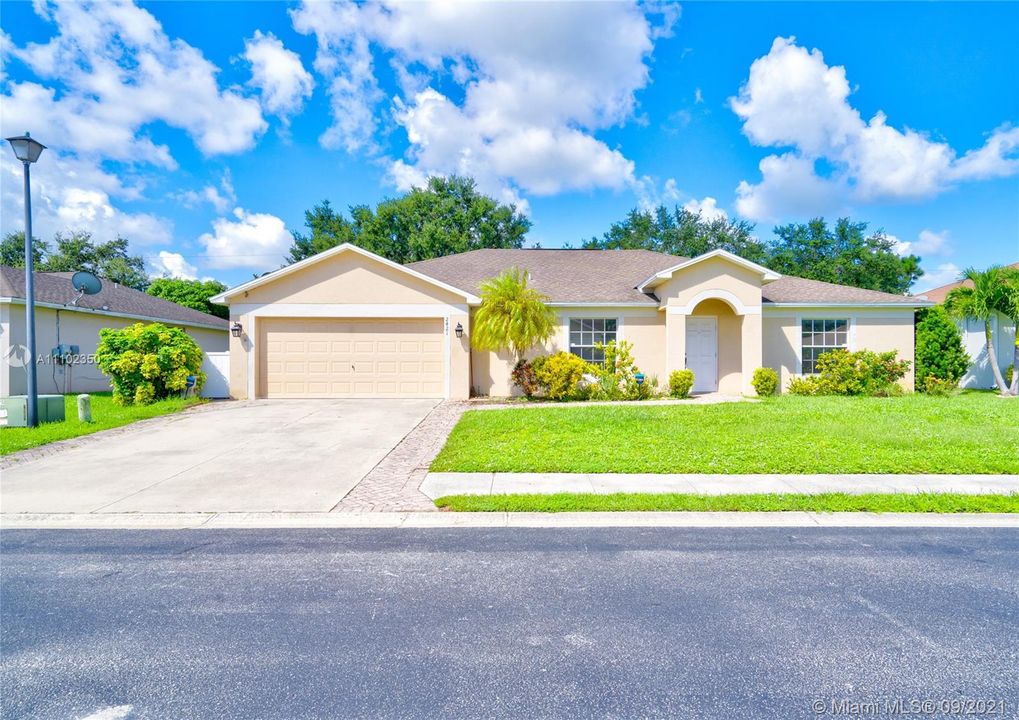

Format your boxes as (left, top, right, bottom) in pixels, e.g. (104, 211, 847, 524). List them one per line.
(259, 318, 445, 398)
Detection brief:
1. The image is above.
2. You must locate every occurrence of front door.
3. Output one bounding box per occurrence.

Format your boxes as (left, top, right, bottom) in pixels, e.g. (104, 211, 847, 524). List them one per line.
(686, 317, 718, 392)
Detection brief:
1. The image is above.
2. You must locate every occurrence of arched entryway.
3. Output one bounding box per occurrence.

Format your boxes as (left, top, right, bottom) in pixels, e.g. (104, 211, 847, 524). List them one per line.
(686, 298, 743, 393)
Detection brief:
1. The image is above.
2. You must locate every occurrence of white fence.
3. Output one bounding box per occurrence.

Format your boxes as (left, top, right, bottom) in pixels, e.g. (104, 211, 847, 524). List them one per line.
(201, 351, 230, 398)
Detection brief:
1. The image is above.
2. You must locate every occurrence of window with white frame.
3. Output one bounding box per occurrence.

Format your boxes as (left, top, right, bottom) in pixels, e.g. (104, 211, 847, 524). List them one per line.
(569, 318, 617, 363)
(801, 318, 849, 374)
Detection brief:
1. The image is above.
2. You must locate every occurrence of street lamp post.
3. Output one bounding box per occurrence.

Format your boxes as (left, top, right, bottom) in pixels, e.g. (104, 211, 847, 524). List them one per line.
(5, 132, 46, 427)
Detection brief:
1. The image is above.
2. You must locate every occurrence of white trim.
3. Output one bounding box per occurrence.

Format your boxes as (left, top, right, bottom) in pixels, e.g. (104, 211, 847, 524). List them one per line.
(209, 243, 481, 305)
(765, 302, 930, 308)
(664, 289, 761, 316)
(0, 297, 228, 332)
(636, 249, 781, 292)
(764, 307, 915, 319)
(233, 303, 469, 318)
(563, 314, 621, 360)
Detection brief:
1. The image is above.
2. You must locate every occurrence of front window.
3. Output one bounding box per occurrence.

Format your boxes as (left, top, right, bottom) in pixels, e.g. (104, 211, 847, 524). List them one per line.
(569, 318, 617, 363)
(801, 319, 848, 374)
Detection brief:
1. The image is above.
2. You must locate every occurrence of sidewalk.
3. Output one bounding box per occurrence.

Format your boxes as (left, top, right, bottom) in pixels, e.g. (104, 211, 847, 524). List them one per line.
(2, 511, 1017, 529)
(421, 472, 1019, 498)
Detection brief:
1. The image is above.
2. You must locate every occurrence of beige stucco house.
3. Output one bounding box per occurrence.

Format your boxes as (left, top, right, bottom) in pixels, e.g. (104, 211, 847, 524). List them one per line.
(1, 267, 229, 397)
(211, 244, 930, 400)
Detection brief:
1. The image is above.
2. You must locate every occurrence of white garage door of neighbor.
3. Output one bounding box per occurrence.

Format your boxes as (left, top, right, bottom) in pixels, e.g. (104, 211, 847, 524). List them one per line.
(260, 318, 445, 398)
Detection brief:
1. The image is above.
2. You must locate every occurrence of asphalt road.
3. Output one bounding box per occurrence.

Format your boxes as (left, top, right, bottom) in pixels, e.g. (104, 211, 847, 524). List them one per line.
(2, 528, 1018, 720)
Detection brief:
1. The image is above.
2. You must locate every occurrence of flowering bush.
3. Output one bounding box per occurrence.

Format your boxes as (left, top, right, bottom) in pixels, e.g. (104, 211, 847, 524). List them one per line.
(96, 322, 205, 405)
(533, 352, 594, 400)
(751, 367, 779, 397)
(787, 349, 910, 397)
(669, 369, 695, 399)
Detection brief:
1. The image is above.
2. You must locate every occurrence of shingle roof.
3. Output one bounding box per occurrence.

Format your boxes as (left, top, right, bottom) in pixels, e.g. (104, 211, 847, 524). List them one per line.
(409, 249, 682, 304)
(761, 275, 925, 305)
(918, 262, 1019, 304)
(0, 267, 229, 329)
(409, 249, 929, 306)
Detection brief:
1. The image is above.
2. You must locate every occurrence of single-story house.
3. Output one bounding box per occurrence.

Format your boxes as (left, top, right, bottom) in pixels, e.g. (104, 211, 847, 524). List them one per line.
(918, 263, 1017, 389)
(1, 266, 229, 397)
(211, 244, 930, 400)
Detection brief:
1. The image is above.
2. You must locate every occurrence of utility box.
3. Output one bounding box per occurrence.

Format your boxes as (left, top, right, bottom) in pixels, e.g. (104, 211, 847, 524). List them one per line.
(0, 395, 66, 426)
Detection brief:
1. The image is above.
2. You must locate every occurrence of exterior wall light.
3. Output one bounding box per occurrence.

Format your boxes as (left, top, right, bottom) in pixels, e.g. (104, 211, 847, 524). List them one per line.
(454, 322, 464, 339)
(231, 322, 243, 338)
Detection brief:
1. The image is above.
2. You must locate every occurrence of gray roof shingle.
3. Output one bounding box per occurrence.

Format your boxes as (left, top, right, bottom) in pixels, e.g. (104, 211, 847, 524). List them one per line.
(0, 267, 229, 328)
(409, 249, 928, 306)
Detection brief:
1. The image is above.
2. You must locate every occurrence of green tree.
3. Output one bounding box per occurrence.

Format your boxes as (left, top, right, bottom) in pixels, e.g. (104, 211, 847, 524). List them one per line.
(945, 266, 1013, 396)
(1, 231, 49, 267)
(767, 218, 922, 294)
(147, 278, 229, 319)
(471, 268, 557, 361)
(40, 231, 149, 290)
(286, 176, 530, 265)
(995, 266, 1019, 394)
(583, 205, 767, 263)
(95, 322, 205, 405)
(914, 306, 969, 391)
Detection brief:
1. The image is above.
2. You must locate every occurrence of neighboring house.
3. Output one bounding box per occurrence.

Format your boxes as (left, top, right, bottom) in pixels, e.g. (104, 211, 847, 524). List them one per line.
(1, 267, 229, 397)
(918, 263, 1018, 389)
(211, 244, 930, 400)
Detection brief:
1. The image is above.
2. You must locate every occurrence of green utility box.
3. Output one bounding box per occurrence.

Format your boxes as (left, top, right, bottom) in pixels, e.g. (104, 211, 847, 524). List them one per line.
(0, 395, 66, 427)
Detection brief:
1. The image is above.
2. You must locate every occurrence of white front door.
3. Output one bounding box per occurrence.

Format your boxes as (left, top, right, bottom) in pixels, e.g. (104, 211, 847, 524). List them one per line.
(686, 317, 718, 393)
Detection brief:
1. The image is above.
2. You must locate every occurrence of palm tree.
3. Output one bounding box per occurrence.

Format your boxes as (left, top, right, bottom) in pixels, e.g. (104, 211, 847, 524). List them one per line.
(945, 266, 1013, 396)
(471, 268, 557, 361)
(998, 267, 1019, 394)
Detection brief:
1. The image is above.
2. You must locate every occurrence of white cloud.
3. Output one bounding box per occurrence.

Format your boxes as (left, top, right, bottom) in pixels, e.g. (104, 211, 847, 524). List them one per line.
(682, 196, 727, 222)
(915, 263, 962, 293)
(694, 87, 703, 104)
(4, 0, 266, 162)
(730, 37, 1019, 221)
(243, 30, 314, 122)
(171, 174, 237, 214)
(735, 152, 845, 223)
(291, 0, 675, 202)
(149, 251, 198, 280)
(892, 229, 952, 258)
(199, 208, 291, 270)
(0, 152, 172, 246)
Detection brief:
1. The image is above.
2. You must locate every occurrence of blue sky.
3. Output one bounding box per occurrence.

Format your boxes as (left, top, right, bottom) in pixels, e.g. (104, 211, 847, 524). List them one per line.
(1, 1, 1016, 291)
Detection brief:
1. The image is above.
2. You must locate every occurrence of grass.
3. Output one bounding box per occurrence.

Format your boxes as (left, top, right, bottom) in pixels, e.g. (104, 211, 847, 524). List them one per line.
(432, 393, 1019, 474)
(0, 393, 205, 455)
(435, 492, 1019, 513)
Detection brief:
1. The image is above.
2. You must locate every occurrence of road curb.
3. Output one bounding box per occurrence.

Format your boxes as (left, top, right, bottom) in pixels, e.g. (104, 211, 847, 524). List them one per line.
(2, 511, 1017, 530)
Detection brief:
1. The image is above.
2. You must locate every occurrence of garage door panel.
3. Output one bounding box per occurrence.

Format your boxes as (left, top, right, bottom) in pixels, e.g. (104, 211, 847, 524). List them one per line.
(260, 318, 444, 398)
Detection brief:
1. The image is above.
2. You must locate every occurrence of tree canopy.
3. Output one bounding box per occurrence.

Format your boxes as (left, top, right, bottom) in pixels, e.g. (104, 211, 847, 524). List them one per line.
(583, 205, 767, 263)
(287, 175, 530, 265)
(471, 268, 557, 360)
(147, 278, 229, 319)
(2, 230, 148, 290)
(585, 207, 922, 295)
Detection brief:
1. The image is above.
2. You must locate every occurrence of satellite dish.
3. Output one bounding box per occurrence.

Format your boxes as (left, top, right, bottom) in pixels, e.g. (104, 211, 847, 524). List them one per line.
(71, 271, 102, 306)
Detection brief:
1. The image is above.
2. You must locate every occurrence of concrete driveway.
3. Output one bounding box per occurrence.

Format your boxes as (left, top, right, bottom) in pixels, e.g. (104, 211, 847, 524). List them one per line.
(0, 399, 438, 514)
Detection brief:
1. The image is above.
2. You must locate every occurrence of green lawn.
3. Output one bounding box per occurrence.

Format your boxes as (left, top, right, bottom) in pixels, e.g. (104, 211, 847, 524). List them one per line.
(431, 394, 1019, 474)
(1, 393, 205, 455)
(435, 492, 1019, 513)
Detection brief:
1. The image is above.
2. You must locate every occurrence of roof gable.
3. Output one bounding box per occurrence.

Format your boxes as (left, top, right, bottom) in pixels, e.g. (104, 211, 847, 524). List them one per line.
(211, 243, 480, 305)
(637, 249, 781, 292)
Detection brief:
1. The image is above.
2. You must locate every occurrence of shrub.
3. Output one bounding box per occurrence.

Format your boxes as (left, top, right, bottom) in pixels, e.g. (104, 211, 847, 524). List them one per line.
(511, 358, 540, 397)
(924, 376, 960, 397)
(915, 306, 969, 391)
(751, 367, 779, 397)
(669, 369, 695, 399)
(591, 340, 654, 400)
(1007, 364, 1015, 388)
(533, 352, 593, 400)
(787, 349, 910, 397)
(96, 322, 205, 405)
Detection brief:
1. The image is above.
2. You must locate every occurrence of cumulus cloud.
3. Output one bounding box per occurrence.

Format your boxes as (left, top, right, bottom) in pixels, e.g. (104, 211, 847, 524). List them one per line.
(171, 174, 237, 214)
(730, 37, 1019, 221)
(290, 0, 675, 202)
(892, 229, 952, 258)
(199, 208, 291, 270)
(682, 196, 728, 222)
(244, 30, 314, 122)
(149, 251, 198, 280)
(914, 263, 962, 293)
